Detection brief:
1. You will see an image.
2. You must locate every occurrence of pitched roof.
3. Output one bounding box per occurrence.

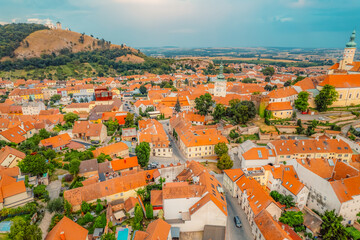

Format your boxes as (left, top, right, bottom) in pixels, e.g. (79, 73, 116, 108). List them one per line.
(111, 156, 139, 171)
(45, 216, 88, 240)
(72, 121, 104, 137)
(267, 86, 298, 99)
(330, 175, 360, 203)
(271, 139, 352, 156)
(40, 133, 71, 149)
(124, 196, 139, 212)
(266, 102, 293, 111)
(242, 147, 275, 160)
(0, 146, 25, 165)
(254, 210, 291, 240)
(92, 142, 129, 157)
(223, 168, 244, 182)
(64, 171, 147, 206)
(319, 74, 360, 88)
(0, 127, 26, 144)
(150, 190, 163, 206)
(296, 158, 335, 179)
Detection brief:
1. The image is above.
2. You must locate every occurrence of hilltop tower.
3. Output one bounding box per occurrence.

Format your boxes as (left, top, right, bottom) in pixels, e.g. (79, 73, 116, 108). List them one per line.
(56, 21, 62, 30)
(339, 30, 356, 70)
(214, 63, 227, 97)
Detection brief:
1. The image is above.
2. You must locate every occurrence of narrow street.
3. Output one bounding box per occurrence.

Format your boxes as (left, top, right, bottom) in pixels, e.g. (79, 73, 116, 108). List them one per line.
(39, 180, 62, 240)
(225, 191, 253, 240)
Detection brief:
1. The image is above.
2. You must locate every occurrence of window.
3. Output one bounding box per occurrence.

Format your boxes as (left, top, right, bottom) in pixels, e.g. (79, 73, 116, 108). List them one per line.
(339, 94, 343, 99)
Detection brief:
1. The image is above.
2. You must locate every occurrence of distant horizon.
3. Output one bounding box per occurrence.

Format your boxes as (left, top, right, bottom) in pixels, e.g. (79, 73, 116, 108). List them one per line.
(1, 0, 360, 49)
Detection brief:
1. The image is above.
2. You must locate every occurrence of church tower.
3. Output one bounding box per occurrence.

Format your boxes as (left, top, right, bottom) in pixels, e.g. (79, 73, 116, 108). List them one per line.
(214, 63, 227, 97)
(339, 30, 356, 70)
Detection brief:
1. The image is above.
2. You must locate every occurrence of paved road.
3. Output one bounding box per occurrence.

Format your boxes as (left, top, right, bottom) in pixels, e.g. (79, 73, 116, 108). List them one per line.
(39, 180, 62, 240)
(341, 119, 360, 135)
(225, 191, 253, 240)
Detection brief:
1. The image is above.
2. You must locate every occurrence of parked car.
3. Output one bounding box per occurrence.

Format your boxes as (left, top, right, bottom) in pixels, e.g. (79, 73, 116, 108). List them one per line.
(234, 216, 242, 228)
(318, 117, 326, 121)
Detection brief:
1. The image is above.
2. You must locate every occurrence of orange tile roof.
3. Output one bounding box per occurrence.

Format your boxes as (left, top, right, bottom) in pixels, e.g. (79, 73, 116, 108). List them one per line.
(223, 168, 244, 182)
(319, 74, 360, 88)
(151, 190, 163, 206)
(64, 171, 147, 206)
(72, 121, 104, 137)
(271, 139, 352, 156)
(0, 126, 26, 144)
(266, 102, 293, 111)
(237, 177, 277, 216)
(330, 175, 360, 203)
(40, 133, 72, 149)
(0, 146, 25, 165)
(45, 216, 88, 240)
(133, 219, 171, 240)
(124, 196, 139, 212)
(267, 86, 298, 99)
(111, 156, 139, 171)
(92, 142, 129, 158)
(242, 147, 276, 160)
(331, 161, 359, 180)
(296, 158, 335, 179)
(254, 210, 291, 240)
(138, 119, 170, 148)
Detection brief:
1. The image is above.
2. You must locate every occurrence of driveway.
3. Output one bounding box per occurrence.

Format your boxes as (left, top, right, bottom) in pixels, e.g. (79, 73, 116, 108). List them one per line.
(225, 191, 253, 240)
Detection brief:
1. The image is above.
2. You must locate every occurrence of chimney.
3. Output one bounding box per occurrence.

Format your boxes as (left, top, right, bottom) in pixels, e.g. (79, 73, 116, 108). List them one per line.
(60, 232, 66, 240)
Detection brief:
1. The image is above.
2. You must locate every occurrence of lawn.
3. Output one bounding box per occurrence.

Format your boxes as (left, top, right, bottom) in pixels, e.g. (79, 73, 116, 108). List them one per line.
(0, 233, 8, 240)
(201, 162, 221, 174)
(253, 118, 276, 132)
(346, 227, 360, 240)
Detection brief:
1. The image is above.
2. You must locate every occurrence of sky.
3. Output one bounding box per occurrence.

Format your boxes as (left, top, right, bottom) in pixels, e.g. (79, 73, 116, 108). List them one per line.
(0, 0, 360, 48)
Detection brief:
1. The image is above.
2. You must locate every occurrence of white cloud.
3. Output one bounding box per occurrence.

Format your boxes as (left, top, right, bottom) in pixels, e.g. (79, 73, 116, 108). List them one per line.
(27, 18, 53, 25)
(273, 16, 293, 22)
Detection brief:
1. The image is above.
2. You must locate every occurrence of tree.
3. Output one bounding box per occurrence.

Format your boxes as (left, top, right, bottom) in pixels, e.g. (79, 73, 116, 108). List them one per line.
(43, 149, 56, 160)
(212, 104, 226, 121)
(227, 100, 256, 124)
(69, 159, 81, 175)
(321, 210, 349, 240)
(280, 195, 296, 208)
(306, 125, 315, 137)
(50, 94, 61, 102)
(217, 153, 233, 170)
(101, 233, 116, 240)
(295, 91, 309, 112)
(18, 154, 48, 176)
(64, 200, 72, 216)
(279, 211, 304, 227)
(64, 112, 79, 125)
(97, 153, 112, 163)
(145, 203, 153, 219)
(33, 185, 49, 200)
(83, 211, 94, 223)
(125, 112, 134, 127)
(261, 67, 275, 76)
(270, 191, 282, 202)
(284, 80, 292, 87)
(135, 142, 150, 167)
(315, 84, 338, 112)
(47, 198, 64, 213)
(194, 93, 214, 116)
(265, 76, 271, 82)
(174, 98, 181, 113)
(214, 142, 228, 157)
(8, 217, 42, 240)
(133, 204, 144, 230)
(81, 201, 91, 214)
(96, 201, 103, 214)
(139, 85, 147, 94)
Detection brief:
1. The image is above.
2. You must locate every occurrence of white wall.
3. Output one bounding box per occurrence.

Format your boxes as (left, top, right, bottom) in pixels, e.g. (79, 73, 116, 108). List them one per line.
(163, 197, 200, 220)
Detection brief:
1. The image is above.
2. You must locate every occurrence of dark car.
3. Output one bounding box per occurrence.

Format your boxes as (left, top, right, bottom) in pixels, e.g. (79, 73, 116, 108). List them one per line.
(234, 216, 242, 228)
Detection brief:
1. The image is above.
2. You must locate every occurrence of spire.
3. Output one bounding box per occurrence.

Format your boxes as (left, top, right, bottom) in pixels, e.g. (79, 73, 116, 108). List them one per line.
(346, 30, 356, 48)
(217, 62, 225, 81)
